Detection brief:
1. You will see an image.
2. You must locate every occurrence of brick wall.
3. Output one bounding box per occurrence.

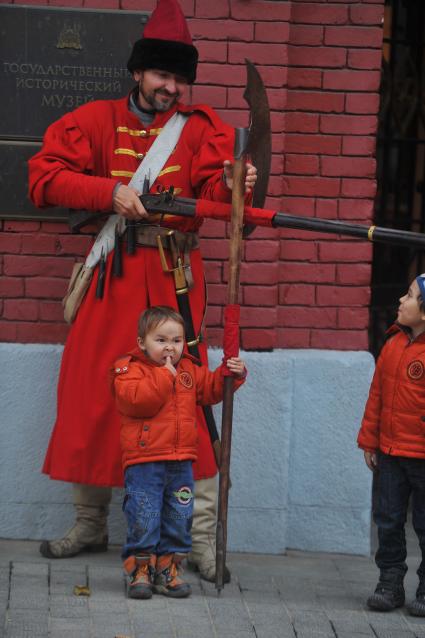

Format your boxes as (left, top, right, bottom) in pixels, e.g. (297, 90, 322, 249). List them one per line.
(0, 0, 384, 350)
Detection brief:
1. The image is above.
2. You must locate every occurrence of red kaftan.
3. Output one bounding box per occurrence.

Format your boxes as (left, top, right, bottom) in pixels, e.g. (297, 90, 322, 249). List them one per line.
(28, 95, 235, 486)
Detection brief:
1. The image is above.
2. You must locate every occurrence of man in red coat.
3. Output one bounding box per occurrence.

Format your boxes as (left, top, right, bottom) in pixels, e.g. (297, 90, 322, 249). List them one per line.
(28, 0, 256, 582)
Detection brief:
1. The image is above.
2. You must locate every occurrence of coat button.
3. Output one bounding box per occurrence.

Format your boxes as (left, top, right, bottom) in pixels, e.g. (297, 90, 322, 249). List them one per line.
(137, 152, 144, 160)
(140, 441, 145, 447)
(139, 130, 147, 137)
(143, 426, 149, 431)
(421, 416, 425, 421)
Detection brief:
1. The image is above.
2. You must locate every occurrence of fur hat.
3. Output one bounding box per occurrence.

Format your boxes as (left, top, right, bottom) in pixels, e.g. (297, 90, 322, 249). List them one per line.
(127, 0, 198, 84)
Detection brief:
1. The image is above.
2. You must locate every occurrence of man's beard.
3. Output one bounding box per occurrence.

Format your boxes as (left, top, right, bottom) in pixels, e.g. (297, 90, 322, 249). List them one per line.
(141, 87, 179, 113)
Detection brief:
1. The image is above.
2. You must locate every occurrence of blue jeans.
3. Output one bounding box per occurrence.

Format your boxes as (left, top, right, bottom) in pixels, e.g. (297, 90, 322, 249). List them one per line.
(374, 452, 425, 581)
(121, 460, 194, 560)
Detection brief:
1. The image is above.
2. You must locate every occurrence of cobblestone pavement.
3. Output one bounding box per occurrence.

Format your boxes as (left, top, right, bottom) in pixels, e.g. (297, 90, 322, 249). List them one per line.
(0, 537, 424, 638)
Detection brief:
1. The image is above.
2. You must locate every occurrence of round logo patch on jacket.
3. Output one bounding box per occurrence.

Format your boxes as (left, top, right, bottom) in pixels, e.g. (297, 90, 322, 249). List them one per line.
(407, 360, 425, 380)
(179, 371, 193, 388)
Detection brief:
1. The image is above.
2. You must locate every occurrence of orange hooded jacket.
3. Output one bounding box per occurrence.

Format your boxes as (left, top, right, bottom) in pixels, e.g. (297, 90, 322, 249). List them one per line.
(357, 324, 425, 459)
(112, 349, 245, 471)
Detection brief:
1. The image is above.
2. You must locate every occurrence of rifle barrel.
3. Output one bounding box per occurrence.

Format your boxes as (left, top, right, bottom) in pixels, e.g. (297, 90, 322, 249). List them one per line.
(272, 213, 425, 248)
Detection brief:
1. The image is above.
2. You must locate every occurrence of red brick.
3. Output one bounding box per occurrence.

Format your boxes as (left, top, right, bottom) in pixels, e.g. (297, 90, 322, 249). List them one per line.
(244, 285, 278, 307)
(205, 305, 223, 325)
(217, 108, 252, 129)
(231, 0, 291, 21)
(287, 91, 344, 113)
(342, 136, 376, 156)
(121, 0, 156, 10)
(40, 222, 70, 233)
(199, 220, 226, 239)
(316, 199, 338, 219)
(25, 277, 68, 299)
(324, 26, 383, 48)
(285, 113, 319, 133)
(21, 234, 58, 255)
(285, 134, 341, 155)
(204, 327, 223, 347)
(345, 93, 380, 115)
(288, 45, 346, 68)
(57, 235, 94, 257)
(350, 5, 385, 26)
(4, 255, 74, 278)
(338, 307, 370, 329)
(279, 262, 336, 283)
(280, 240, 317, 261)
(195, 0, 229, 18)
(278, 197, 315, 216)
(4, 221, 40, 232)
(318, 241, 372, 263)
(15, 322, 69, 344)
(279, 283, 315, 305)
(278, 306, 337, 328)
(310, 329, 368, 350)
(203, 261, 222, 283)
(282, 176, 340, 198)
(85, 0, 119, 8)
(191, 85, 226, 108)
(39, 301, 66, 322)
(316, 285, 370, 306)
(285, 154, 319, 176)
(189, 19, 253, 41)
(0, 322, 17, 341)
(0, 233, 22, 254)
(3, 299, 39, 321)
(240, 307, 277, 328)
(341, 178, 377, 198)
(200, 239, 229, 260)
(287, 68, 322, 90)
(207, 283, 227, 305)
(291, 4, 348, 25)
(241, 328, 277, 351)
(321, 156, 376, 178)
(323, 69, 380, 91)
(277, 327, 310, 348)
(348, 49, 383, 70)
(196, 41, 227, 63)
(239, 262, 279, 285)
(271, 154, 285, 175)
(320, 114, 378, 135)
(339, 198, 374, 220)
(289, 24, 324, 46)
(268, 175, 285, 197)
(337, 263, 371, 285)
(0, 277, 24, 297)
(197, 63, 246, 86)
(255, 22, 290, 43)
(229, 42, 288, 66)
(245, 240, 280, 262)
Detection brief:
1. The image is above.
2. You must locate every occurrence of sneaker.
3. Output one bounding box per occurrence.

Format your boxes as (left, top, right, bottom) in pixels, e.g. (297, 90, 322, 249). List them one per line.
(124, 555, 155, 600)
(154, 554, 191, 598)
(367, 582, 405, 611)
(407, 584, 425, 617)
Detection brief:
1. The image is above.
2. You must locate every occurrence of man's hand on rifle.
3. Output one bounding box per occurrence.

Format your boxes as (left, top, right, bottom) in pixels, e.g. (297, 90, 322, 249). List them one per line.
(223, 160, 257, 193)
(112, 184, 149, 220)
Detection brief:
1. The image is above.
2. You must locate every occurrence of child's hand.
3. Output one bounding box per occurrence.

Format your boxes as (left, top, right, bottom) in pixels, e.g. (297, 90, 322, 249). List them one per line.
(164, 356, 177, 377)
(226, 357, 246, 378)
(364, 451, 377, 471)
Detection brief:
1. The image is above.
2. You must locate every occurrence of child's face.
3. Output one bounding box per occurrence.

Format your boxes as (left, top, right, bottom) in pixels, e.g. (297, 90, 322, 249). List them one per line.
(137, 319, 185, 366)
(397, 280, 425, 334)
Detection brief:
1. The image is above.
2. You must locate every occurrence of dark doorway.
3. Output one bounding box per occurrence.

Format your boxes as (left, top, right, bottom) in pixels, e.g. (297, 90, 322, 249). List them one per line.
(370, 0, 425, 356)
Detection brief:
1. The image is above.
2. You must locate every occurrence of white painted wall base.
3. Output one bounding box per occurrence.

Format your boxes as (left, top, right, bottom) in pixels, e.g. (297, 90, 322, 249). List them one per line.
(0, 344, 374, 555)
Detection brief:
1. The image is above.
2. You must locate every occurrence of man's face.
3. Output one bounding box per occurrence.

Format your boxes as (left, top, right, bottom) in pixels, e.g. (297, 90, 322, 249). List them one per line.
(133, 69, 188, 112)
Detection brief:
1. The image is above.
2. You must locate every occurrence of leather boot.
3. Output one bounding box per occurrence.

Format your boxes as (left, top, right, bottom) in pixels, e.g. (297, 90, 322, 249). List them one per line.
(123, 554, 156, 600)
(187, 477, 230, 583)
(39, 484, 111, 559)
(407, 580, 425, 617)
(367, 569, 405, 611)
(154, 553, 191, 598)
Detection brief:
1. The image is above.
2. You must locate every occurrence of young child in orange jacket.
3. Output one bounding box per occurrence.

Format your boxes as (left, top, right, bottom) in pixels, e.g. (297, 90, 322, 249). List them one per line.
(357, 274, 425, 617)
(111, 305, 246, 599)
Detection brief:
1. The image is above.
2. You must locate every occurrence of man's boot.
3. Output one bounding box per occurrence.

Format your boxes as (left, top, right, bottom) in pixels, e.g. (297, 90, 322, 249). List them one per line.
(154, 553, 191, 598)
(367, 569, 405, 611)
(187, 476, 230, 583)
(39, 484, 111, 559)
(407, 580, 425, 617)
(123, 554, 156, 600)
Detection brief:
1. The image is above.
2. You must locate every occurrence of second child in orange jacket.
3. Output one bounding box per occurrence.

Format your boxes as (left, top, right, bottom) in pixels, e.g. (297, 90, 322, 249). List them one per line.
(111, 306, 246, 600)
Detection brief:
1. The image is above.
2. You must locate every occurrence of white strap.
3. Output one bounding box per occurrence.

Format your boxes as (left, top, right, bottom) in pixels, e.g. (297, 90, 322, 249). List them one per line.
(85, 112, 188, 269)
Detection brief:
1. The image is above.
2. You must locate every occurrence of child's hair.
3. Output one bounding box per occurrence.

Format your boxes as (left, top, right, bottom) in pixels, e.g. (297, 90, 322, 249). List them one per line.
(416, 274, 425, 314)
(138, 306, 185, 339)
